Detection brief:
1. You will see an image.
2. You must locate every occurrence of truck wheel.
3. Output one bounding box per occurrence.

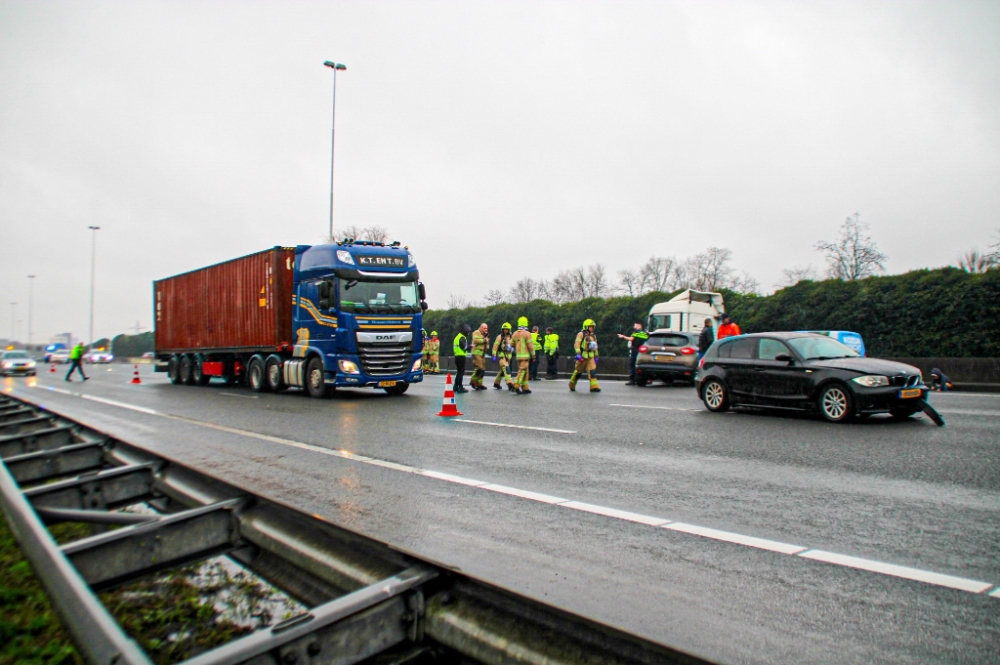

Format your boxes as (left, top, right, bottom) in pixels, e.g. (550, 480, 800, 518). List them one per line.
(265, 355, 287, 392)
(306, 357, 327, 398)
(179, 355, 194, 385)
(192, 355, 210, 386)
(248, 355, 268, 393)
(383, 383, 409, 395)
(168, 355, 182, 385)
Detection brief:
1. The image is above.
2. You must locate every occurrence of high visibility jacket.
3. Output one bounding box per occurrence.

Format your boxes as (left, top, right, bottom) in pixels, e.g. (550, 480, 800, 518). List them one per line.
(471, 330, 489, 357)
(512, 329, 534, 360)
(574, 331, 599, 359)
(426, 338, 440, 354)
(70, 345, 84, 360)
(453, 333, 468, 357)
(717, 323, 742, 340)
(493, 333, 513, 360)
(531, 332, 542, 354)
(544, 333, 559, 355)
(630, 330, 649, 355)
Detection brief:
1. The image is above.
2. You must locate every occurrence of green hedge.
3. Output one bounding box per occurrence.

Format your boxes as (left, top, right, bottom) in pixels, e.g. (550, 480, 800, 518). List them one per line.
(111, 332, 154, 358)
(424, 268, 999, 358)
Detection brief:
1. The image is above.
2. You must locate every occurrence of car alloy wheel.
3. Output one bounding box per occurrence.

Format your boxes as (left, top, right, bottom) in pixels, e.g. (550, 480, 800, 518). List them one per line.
(819, 384, 851, 422)
(702, 379, 729, 412)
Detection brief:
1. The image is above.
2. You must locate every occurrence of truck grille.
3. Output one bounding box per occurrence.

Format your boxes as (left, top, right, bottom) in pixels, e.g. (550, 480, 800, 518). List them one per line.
(357, 342, 412, 377)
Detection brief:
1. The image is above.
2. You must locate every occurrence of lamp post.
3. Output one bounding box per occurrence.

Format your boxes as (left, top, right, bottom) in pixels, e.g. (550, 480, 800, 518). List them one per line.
(87, 226, 100, 352)
(8, 302, 16, 343)
(323, 61, 346, 242)
(27, 275, 35, 349)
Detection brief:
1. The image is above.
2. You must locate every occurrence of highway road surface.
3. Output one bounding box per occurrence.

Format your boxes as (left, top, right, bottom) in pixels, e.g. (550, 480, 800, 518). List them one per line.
(5, 366, 999, 664)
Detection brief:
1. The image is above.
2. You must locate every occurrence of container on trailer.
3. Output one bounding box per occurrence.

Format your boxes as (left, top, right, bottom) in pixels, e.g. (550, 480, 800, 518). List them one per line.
(155, 247, 296, 353)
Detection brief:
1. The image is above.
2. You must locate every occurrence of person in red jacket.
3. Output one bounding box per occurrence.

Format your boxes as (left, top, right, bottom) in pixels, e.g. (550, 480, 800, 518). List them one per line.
(717, 314, 741, 340)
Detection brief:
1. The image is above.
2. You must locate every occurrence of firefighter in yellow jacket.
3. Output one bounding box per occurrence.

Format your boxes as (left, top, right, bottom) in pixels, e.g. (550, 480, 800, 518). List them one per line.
(511, 316, 534, 394)
(470, 322, 489, 390)
(491, 322, 516, 391)
(426, 331, 440, 374)
(569, 318, 600, 392)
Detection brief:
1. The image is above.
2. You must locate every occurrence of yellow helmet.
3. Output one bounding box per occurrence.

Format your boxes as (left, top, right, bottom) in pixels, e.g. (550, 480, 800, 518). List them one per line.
(501, 322, 512, 331)
(517, 316, 528, 328)
(430, 331, 438, 336)
(583, 318, 595, 329)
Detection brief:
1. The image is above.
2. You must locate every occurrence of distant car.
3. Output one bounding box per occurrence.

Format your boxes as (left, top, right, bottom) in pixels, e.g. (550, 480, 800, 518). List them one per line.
(795, 330, 866, 357)
(49, 350, 71, 364)
(634, 331, 700, 386)
(84, 351, 114, 364)
(142, 352, 155, 359)
(0, 350, 37, 376)
(698, 332, 927, 423)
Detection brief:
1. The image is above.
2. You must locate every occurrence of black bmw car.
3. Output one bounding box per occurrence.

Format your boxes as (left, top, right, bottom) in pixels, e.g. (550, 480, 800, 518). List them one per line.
(697, 332, 930, 423)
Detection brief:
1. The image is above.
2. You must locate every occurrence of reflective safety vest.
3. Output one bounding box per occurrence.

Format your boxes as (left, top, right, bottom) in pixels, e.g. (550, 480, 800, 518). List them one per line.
(574, 331, 599, 359)
(513, 330, 533, 360)
(531, 332, 542, 353)
(631, 330, 649, 354)
(426, 339, 440, 354)
(453, 333, 468, 357)
(471, 330, 488, 357)
(544, 333, 559, 355)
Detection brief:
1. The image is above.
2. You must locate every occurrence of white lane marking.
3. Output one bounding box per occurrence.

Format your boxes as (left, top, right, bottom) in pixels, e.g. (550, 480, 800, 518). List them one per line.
(46, 387, 75, 396)
(663, 523, 806, 555)
(453, 419, 576, 434)
(798, 550, 993, 594)
(220, 392, 259, 399)
(561, 501, 671, 526)
(19, 386, 998, 597)
(608, 403, 701, 412)
(936, 409, 1000, 417)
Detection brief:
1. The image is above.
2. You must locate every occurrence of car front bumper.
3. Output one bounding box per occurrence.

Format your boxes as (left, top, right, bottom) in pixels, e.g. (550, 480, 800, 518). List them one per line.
(852, 385, 929, 413)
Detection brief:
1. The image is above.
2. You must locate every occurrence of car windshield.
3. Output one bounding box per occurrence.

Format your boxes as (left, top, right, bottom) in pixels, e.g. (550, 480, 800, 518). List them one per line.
(787, 336, 860, 360)
(339, 280, 420, 314)
(3, 351, 28, 359)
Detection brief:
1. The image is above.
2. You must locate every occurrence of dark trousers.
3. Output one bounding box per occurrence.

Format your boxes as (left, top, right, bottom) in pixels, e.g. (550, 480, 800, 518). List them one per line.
(529, 351, 541, 380)
(629, 352, 638, 381)
(454, 356, 466, 387)
(65, 359, 87, 381)
(546, 354, 558, 377)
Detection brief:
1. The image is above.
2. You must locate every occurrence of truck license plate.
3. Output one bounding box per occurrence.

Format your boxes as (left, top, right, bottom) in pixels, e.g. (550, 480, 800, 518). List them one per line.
(379, 380, 397, 388)
(899, 388, 921, 399)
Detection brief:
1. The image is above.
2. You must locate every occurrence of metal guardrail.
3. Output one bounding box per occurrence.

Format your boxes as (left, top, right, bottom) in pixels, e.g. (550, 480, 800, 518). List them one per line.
(0, 392, 713, 665)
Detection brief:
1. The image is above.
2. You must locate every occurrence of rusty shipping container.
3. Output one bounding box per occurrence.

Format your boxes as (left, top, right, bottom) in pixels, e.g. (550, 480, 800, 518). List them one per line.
(155, 247, 296, 353)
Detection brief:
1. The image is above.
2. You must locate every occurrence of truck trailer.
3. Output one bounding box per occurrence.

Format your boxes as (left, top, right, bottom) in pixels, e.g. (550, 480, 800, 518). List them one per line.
(154, 241, 427, 397)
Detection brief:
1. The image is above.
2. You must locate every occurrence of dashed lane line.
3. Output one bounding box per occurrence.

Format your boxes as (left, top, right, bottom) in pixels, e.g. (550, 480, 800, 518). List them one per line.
(453, 419, 576, 434)
(17, 385, 998, 597)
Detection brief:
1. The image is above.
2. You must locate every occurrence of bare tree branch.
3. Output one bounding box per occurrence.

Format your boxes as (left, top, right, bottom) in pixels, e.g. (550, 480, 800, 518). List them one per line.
(777, 265, 819, 287)
(957, 249, 997, 274)
(815, 213, 887, 280)
(484, 289, 508, 306)
(509, 278, 544, 303)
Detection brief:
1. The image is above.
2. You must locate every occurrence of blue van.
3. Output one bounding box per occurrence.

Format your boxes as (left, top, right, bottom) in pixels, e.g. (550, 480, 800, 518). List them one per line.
(795, 331, 866, 357)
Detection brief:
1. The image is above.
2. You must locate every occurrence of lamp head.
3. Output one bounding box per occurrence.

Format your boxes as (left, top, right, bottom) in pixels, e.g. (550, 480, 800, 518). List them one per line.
(324, 61, 346, 70)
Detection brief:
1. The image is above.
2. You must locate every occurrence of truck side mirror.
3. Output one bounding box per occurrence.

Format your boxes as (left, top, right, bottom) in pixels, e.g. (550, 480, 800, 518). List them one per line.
(418, 282, 426, 300)
(420, 301, 428, 311)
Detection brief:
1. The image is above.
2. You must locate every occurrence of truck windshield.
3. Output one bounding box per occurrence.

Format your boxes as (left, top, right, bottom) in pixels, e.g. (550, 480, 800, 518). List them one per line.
(339, 280, 420, 314)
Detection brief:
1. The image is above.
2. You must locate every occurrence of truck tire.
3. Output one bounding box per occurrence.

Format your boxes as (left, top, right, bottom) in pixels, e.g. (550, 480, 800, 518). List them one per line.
(179, 354, 194, 385)
(306, 357, 327, 399)
(248, 355, 268, 393)
(168, 355, 183, 385)
(383, 383, 409, 396)
(192, 355, 210, 386)
(265, 355, 287, 392)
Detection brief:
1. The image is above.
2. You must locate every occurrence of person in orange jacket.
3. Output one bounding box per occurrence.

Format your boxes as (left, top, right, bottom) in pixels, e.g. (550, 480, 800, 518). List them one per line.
(717, 314, 742, 340)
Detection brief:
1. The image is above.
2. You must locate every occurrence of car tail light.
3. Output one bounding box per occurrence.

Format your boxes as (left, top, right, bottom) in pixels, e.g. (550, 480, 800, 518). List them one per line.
(638, 345, 648, 353)
(680, 347, 695, 355)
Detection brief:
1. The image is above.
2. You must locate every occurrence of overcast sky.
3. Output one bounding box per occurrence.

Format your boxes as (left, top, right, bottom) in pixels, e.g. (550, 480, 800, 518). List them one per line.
(1, 0, 997, 344)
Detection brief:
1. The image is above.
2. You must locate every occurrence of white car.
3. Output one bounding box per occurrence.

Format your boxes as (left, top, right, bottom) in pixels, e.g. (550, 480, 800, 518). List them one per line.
(85, 351, 114, 364)
(49, 350, 71, 364)
(0, 350, 37, 376)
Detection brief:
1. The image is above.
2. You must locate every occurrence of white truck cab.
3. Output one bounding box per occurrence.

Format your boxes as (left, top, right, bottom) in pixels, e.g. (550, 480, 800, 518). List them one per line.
(646, 289, 725, 334)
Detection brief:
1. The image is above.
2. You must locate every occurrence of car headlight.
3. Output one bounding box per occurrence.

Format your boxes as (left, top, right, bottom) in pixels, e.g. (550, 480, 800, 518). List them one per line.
(1, 362, 11, 369)
(339, 359, 360, 374)
(852, 375, 889, 388)
(26, 361, 36, 368)
(336, 250, 355, 265)
(411, 358, 422, 372)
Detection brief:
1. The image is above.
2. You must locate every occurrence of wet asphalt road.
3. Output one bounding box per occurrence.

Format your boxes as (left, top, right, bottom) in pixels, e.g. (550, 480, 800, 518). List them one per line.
(5, 366, 999, 665)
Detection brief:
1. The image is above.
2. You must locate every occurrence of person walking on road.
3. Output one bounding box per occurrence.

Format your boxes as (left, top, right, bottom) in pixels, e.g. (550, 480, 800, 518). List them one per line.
(512, 317, 534, 394)
(426, 331, 440, 374)
(492, 322, 516, 391)
(529, 326, 543, 381)
(470, 323, 490, 390)
(65, 342, 89, 382)
(569, 319, 600, 393)
(618, 322, 649, 386)
(717, 314, 741, 340)
(544, 327, 559, 379)
(453, 325, 471, 393)
(697, 318, 715, 361)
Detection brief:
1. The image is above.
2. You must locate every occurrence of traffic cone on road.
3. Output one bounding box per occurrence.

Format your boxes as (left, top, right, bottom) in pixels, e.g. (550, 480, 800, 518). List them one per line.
(436, 372, 463, 417)
(130, 364, 141, 384)
(49, 363, 55, 373)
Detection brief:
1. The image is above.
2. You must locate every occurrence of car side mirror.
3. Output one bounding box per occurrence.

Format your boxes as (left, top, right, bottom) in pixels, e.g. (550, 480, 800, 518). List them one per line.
(774, 353, 793, 363)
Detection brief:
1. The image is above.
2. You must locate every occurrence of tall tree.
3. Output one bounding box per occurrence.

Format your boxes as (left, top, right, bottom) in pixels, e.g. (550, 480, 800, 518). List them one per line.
(815, 213, 887, 280)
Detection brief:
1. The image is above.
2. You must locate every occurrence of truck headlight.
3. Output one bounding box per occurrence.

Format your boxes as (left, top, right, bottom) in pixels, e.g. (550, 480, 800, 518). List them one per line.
(336, 250, 355, 265)
(339, 360, 360, 374)
(407, 253, 415, 268)
(852, 375, 889, 388)
(411, 358, 422, 372)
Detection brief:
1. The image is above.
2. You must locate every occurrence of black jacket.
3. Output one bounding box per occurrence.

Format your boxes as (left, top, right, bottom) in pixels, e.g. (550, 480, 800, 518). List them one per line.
(698, 326, 715, 353)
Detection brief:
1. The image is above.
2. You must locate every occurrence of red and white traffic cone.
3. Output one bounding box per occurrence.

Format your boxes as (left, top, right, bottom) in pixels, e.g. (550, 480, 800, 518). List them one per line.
(49, 363, 56, 373)
(130, 364, 141, 384)
(436, 372, 463, 417)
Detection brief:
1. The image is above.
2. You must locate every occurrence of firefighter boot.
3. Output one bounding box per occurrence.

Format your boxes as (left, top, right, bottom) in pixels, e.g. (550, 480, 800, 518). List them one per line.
(568, 370, 579, 391)
(588, 370, 601, 393)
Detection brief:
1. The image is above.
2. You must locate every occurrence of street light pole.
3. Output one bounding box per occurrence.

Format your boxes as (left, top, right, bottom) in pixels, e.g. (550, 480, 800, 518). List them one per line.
(87, 226, 100, 352)
(323, 61, 346, 242)
(9, 302, 16, 343)
(27, 275, 35, 349)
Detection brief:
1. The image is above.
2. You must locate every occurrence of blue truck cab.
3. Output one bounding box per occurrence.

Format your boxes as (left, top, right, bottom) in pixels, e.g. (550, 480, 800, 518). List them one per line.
(291, 240, 427, 395)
